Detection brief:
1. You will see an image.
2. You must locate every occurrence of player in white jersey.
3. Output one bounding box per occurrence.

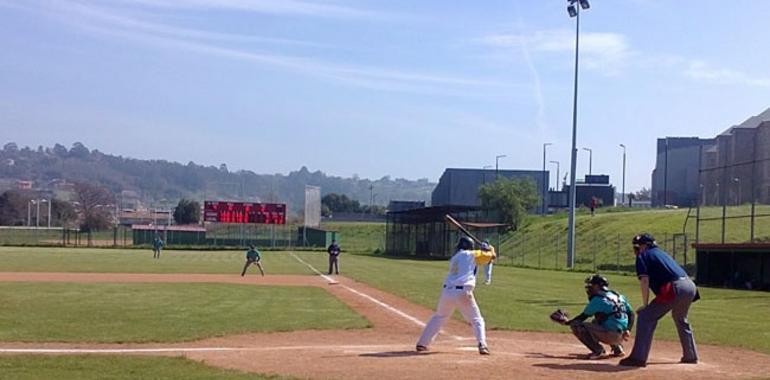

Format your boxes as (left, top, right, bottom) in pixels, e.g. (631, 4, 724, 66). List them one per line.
(416, 236, 496, 355)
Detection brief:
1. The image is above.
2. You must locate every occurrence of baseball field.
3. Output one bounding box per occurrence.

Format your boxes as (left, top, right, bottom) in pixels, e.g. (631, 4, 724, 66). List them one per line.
(0, 247, 769, 379)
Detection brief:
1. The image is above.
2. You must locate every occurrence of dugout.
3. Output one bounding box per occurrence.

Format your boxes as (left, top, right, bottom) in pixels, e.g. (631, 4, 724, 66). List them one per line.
(132, 225, 207, 246)
(385, 206, 506, 258)
(693, 243, 770, 291)
(297, 227, 339, 248)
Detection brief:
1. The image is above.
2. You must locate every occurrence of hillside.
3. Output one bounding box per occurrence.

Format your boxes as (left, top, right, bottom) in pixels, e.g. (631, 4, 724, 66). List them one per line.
(498, 206, 770, 273)
(0, 142, 434, 213)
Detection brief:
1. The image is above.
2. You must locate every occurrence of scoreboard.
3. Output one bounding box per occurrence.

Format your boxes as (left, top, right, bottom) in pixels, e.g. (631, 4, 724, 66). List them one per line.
(203, 201, 287, 224)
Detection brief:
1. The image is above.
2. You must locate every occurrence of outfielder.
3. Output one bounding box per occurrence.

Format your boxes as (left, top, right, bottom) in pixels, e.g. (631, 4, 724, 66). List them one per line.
(152, 236, 164, 259)
(241, 245, 265, 277)
(416, 236, 496, 355)
(553, 275, 634, 359)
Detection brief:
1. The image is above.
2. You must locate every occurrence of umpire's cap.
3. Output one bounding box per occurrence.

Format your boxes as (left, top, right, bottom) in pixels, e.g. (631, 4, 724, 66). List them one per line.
(632, 233, 657, 247)
(456, 236, 474, 251)
(585, 274, 609, 290)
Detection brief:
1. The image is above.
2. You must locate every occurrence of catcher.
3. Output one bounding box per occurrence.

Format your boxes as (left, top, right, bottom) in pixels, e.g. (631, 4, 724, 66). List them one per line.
(551, 274, 635, 359)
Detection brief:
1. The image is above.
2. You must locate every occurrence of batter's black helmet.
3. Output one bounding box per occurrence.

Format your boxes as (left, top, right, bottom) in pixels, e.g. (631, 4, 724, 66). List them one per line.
(632, 233, 657, 247)
(585, 274, 609, 290)
(456, 236, 474, 250)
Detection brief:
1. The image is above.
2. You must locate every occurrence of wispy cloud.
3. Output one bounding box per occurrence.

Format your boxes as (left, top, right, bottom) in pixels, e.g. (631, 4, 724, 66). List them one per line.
(6, 0, 512, 96)
(115, 0, 384, 20)
(684, 60, 770, 88)
(476, 29, 633, 75)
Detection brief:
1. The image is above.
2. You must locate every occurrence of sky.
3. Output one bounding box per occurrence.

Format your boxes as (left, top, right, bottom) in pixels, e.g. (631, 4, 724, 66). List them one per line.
(1, 0, 769, 192)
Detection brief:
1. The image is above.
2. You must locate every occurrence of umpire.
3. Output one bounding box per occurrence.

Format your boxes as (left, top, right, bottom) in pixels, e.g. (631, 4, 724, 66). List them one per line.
(619, 233, 699, 367)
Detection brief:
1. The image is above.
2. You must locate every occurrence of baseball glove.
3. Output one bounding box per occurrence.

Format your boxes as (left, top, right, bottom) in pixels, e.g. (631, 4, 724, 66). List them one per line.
(549, 309, 569, 325)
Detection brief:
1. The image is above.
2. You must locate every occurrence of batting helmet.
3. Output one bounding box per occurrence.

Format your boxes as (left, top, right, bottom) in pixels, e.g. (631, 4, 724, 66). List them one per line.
(632, 233, 657, 247)
(456, 236, 474, 251)
(585, 274, 609, 291)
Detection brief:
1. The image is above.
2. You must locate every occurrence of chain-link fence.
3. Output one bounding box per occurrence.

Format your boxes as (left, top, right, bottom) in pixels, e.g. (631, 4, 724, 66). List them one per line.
(496, 230, 695, 275)
(0, 226, 133, 247)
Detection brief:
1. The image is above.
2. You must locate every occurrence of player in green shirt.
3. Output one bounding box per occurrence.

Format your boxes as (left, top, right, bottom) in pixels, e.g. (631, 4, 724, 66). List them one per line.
(563, 274, 635, 359)
(241, 245, 264, 277)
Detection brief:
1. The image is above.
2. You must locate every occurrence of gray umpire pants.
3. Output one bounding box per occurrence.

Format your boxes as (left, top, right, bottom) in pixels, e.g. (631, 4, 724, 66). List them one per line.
(328, 255, 339, 274)
(570, 320, 623, 354)
(628, 278, 698, 363)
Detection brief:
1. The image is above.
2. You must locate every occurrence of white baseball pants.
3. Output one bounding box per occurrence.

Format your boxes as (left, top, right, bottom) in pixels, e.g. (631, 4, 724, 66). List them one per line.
(417, 287, 486, 347)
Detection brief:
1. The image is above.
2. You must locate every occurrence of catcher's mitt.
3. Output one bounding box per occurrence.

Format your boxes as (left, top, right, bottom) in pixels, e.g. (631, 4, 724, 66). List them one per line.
(549, 309, 569, 325)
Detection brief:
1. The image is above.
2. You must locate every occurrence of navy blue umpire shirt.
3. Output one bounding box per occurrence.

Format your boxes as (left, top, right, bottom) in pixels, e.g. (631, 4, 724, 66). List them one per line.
(635, 247, 688, 295)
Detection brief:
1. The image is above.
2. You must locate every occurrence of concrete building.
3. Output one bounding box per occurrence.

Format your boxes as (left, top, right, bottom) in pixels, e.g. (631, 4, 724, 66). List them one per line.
(555, 175, 616, 209)
(651, 137, 715, 207)
(701, 110, 770, 206)
(431, 168, 548, 213)
(652, 107, 770, 207)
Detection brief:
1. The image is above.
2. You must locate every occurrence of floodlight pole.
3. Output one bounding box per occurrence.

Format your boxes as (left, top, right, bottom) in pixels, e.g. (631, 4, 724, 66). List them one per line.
(566, 1, 584, 269)
(495, 155, 506, 180)
(542, 143, 552, 214)
(549, 161, 560, 191)
(619, 144, 626, 205)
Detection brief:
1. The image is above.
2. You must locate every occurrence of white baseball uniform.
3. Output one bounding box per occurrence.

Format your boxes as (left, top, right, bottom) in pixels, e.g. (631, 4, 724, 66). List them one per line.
(417, 247, 495, 348)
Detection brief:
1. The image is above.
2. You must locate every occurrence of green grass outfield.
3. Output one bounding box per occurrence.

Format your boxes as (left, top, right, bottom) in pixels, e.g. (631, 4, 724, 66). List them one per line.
(0, 282, 369, 343)
(0, 247, 317, 274)
(292, 252, 770, 354)
(0, 355, 289, 380)
(0, 247, 768, 354)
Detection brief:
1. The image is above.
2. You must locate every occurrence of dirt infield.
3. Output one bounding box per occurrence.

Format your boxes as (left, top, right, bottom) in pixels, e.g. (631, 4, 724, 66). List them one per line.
(1, 272, 768, 380)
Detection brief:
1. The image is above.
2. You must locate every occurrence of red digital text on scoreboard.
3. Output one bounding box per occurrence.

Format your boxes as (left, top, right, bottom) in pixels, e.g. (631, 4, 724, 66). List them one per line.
(203, 201, 287, 225)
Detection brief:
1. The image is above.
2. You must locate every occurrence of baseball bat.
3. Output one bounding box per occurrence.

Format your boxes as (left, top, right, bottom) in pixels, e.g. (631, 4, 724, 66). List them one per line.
(444, 214, 482, 245)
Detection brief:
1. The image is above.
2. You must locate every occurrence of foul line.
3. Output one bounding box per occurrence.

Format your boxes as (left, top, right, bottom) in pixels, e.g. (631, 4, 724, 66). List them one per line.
(0, 344, 408, 354)
(288, 251, 462, 341)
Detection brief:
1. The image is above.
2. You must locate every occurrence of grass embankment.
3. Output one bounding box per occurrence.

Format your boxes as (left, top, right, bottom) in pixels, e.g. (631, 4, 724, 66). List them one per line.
(293, 252, 770, 354)
(499, 206, 770, 272)
(320, 221, 385, 253)
(0, 355, 290, 380)
(0, 282, 369, 343)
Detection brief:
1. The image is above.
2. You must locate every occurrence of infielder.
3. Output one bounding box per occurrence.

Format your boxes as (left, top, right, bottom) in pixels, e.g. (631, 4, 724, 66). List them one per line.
(241, 245, 265, 277)
(152, 236, 164, 259)
(416, 236, 496, 355)
(559, 275, 635, 359)
(619, 234, 699, 367)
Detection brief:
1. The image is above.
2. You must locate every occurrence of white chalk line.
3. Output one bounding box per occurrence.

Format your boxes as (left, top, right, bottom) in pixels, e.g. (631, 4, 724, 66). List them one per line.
(0, 344, 410, 354)
(288, 251, 463, 341)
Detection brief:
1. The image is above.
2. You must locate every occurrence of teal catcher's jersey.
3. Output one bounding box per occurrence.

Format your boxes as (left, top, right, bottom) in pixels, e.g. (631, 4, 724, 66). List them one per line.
(581, 290, 632, 332)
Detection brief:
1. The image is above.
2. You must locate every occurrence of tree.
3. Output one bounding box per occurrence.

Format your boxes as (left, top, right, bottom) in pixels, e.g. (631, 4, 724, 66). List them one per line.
(634, 187, 651, 201)
(173, 198, 200, 224)
(2, 142, 18, 153)
(322, 193, 361, 213)
(51, 199, 78, 227)
(478, 178, 539, 230)
(0, 190, 32, 226)
(72, 182, 114, 232)
(69, 142, 90, 159)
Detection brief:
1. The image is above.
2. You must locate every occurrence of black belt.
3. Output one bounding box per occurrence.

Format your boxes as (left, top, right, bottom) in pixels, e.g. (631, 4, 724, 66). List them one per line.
(443, 285, 464, 290)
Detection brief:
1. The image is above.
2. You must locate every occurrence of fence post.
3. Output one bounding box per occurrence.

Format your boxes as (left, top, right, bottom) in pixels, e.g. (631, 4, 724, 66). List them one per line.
(538, 232, 542, 269)
(616, 234, 620, 272)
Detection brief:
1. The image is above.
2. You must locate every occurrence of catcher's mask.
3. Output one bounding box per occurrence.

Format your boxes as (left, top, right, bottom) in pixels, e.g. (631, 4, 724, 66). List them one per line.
(585, 274, 609, 294)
